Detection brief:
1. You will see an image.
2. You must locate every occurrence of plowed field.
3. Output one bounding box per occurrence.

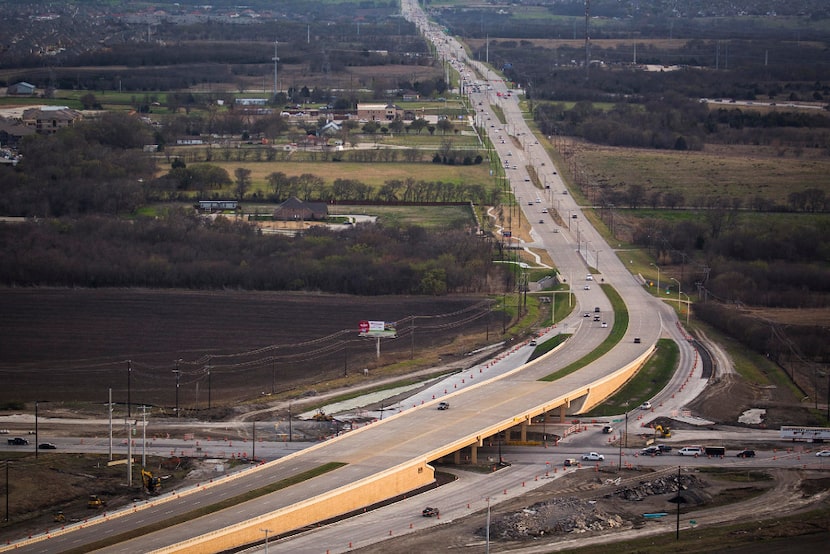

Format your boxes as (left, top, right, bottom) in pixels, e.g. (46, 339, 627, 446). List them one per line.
(0, 289, 493, 409)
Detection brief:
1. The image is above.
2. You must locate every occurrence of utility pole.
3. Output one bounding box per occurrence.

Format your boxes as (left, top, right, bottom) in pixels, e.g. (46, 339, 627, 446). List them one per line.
(173, 359, 182, 418)
(274, 40, 280, 98)
(140, 406, 149, 468)
(127, 359, 132, 418)
(108, 388, 114, 461)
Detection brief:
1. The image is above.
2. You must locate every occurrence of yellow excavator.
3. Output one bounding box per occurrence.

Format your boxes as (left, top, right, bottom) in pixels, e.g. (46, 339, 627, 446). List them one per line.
(87, 495, 106, 509)
(654, 424, 671, 438)
(142, 468, 162, 495)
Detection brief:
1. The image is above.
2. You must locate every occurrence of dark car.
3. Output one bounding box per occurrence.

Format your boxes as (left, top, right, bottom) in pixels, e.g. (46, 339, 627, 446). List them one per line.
(7, 437, 28, 446)
(642, 445, 663, 456)
(38, 443, 57, 450)
(736, 449, 756, 458)
(422, 506, 440, 517)
(657, 444, 673, 453)
(437, 402, 450, 410)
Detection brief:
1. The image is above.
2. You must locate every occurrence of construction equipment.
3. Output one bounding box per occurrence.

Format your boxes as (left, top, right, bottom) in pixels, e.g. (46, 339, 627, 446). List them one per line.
(87, 495, 105, 509)
(53, 511, 66, 523)
(142, 469, 161, 495)
(654, 424, 671, 438)
(312, 409, 333, 421)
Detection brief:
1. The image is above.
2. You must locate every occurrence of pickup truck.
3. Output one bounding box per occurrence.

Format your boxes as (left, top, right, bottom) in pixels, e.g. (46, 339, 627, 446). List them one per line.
(7, 437, 29, 445)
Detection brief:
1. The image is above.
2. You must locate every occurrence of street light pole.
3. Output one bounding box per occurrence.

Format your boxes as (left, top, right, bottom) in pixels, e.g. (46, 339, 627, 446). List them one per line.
(260, 528, 273, 554)
(650, 262, 660, 293)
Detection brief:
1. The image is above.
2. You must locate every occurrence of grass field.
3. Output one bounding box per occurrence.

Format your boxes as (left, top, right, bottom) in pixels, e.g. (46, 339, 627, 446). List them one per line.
(572, 142, 830, 205)
(171, 160, 495, 194)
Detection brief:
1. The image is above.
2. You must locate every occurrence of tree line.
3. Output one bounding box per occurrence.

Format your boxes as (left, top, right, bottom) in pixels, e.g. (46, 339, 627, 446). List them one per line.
(535, 96, 830, 153)
(0, 213, 502, 296)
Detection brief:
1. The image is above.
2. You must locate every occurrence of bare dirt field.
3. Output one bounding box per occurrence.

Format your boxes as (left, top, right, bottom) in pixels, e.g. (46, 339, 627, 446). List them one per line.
(0, 288, 494, 409)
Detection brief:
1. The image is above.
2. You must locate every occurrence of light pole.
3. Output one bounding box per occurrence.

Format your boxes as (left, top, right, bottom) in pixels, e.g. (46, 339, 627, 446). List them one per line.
(679, 291, 691, 325)
(260, 528, 273, 554)
(671, 277, 681, 309)
(650, 262, 660, 294)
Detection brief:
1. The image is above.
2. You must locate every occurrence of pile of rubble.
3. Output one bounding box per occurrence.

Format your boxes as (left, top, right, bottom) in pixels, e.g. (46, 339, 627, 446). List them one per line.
(609, 473, 709, 504)
(480, 473, 710, 540)
(479, 497, 625, 539)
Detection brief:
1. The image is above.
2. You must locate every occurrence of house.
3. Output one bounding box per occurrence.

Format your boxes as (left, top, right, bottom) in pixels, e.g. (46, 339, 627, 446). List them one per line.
(401, 91, 420, 101)
(7, 82, 35, 96)
(273, 197, 328, 221)
(319, 120, 341, 135)
(21, 107, 82, 134)
(356, 103, 401, 122)
(0, 118, 37, 147)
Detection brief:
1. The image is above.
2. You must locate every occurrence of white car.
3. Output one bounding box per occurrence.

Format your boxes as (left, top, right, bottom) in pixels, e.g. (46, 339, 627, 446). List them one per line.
(581, 452, 604, 461)
(640, 401, 652, 410)
(816, 450, 830, 457)
(583, 285, 590, 290)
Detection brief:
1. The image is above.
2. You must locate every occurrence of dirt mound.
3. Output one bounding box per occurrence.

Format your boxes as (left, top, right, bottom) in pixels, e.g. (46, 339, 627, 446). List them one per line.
(686, 373, 821, 428)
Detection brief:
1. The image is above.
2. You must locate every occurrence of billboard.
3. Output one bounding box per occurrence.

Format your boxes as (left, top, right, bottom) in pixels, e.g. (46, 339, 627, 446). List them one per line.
(358, 320, 397, 338)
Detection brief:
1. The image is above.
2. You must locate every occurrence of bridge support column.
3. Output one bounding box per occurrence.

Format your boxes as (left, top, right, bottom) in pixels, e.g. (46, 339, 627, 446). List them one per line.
(504, 428, 512, 442)
(559, 404, 567, 423)
(453, 450, 461, 464)
(520, 421, 528, 442)
(470, 444, 478, 464)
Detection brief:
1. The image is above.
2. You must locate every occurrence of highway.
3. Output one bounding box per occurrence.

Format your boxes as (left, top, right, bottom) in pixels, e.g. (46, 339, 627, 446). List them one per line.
(2, 3, 699, 553)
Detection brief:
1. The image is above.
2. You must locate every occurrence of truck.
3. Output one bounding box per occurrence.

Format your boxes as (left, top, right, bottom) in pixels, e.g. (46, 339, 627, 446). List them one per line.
(704, 446, 726, 457)
(7, 437, 28, 445)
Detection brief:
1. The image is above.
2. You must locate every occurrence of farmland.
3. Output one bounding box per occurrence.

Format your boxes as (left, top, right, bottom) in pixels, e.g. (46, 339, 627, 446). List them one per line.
(0, 289, 495, 410)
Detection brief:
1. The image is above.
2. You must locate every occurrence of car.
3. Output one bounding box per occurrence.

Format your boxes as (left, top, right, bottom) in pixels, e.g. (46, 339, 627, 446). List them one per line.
(529, 339, 537, 346)
(582, 452, 604, 461)
(528, 201, 534, 206)
(583, 312, 590, 317)
(38, 442, 57, 450)
(437, 401, 450, 410)
(583, 285, 590, 290)
(816, 450, 830, 457)
(634, 337, 641, 344)
(541, 208, 548, 213)
(586, 275, 593, 281)
(601, 322, 608, 328)
(563, 458, 577, 467)
(640, 401, 652, 410)
(593, 315, 600, 321)
(657, 444, 673, 453)
(422, 507, 440, 517)
(736, 449, 756, 458)
(677, 446, 704, 457)
(7, 437, 29, 446)
(642, 446, 663, 456)
(539, 219, 544, 224)
(602, 425, 613, 434)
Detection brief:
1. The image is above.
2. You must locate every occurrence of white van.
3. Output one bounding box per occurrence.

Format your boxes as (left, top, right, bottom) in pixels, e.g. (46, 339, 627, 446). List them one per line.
(677, 446, 703, 457)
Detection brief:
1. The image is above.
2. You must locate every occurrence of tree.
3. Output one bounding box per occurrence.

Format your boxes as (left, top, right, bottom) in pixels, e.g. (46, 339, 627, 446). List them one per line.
(234, 168, 252, 201)
(626, 184, 645, 209)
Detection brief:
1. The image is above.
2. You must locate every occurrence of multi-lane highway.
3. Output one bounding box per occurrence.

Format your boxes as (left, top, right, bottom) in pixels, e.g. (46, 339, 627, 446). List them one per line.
(2, 4, 700, 553)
